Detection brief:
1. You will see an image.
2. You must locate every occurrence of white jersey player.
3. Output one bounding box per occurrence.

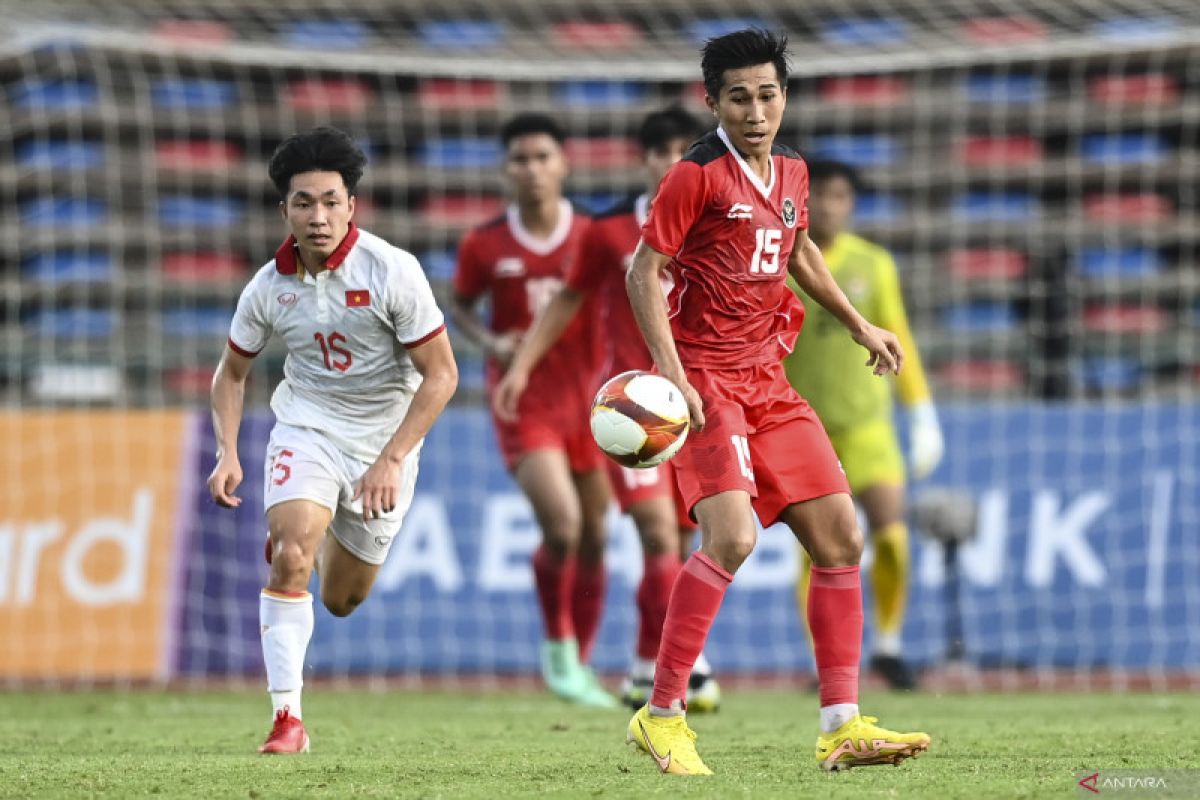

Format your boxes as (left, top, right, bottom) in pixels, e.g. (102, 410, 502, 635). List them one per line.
(207, 127, 458, 755)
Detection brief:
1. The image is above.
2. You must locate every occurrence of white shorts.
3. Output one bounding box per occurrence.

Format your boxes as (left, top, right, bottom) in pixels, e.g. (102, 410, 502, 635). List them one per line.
(263, 423, 420, 565)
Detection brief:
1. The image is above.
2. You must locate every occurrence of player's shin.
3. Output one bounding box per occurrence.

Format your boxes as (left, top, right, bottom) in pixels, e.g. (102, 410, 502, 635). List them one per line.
(572, 556, 606, 663)
(532, 544, 577, 641)
(260, 589, 315, 720)
(636, 552, 683, 660)
(807, 566, 863, 732)
(870, 523, 909, 655)
(650, 552, 731, 715)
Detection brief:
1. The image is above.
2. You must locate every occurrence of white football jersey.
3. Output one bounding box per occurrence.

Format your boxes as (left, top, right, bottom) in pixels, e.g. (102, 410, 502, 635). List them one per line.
(228, 224, 446, 463)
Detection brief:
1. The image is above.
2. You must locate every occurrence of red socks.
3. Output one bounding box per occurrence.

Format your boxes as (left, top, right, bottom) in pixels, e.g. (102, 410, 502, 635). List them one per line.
(532, 545, 575, 641)
(651, 552, 732, 708)
(572, 557, 606, 663)
(635, 552, 683, 660)
(808, 565, 863, 707)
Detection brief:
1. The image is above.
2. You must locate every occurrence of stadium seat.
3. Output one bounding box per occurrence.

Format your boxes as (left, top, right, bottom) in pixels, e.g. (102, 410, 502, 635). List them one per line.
(563, 137, 640, 169)
(940, 302, 1018, 332)
(1077, 247, 1162, 277)
(25, 308, 115, 339)
(1079, 357, 1143, 392)
(810, 134, 900, 167)
(418, 20, 506, 49)
(154, 140, 243, 170)
(12, 79, 98, 109)
(818, 76, 910, 106)
(553, 81, 645, 107)
(151, 19, 233, 44)
(158, 195, 245, 227)
(946, 248, 1028, 280)
(23, 252, 113, 283)
(160, 252, 248, 284)
(1091, 16, 1176, 42)
(952, 192, 1036, 221)
(852, 193, 903, 224)
(551, 22, 642, 50)
(419, 195, 505, 227)
(934, 360, 1025, 393)
(282, 20, 368, 49)
(1081, 133, 1166, 164)
(822, 17, 910, 47)
(29, 363, 122, 403)
(963, 74, 1045, 104)
(1083, 305, 1167, 334)
(419, 250, 457, 282)
(955, 135, 1043, 166)
(16, 140, 103, 170)
(161, 308, 234, 338)
(415, 138, 503, 169)
(687, 19, 770, 45)
(1089, 73, 1179, 105)
(1083, 193, 1171, 223)
(417, 79, 504, 110)
(961, 16, 1047, 45)
(285, 78, 374, 113)
(151, 78, 236, 110)
(20, 197, 107, 227)
(164, 367, 216, 397)
(569, 193, 625, 214)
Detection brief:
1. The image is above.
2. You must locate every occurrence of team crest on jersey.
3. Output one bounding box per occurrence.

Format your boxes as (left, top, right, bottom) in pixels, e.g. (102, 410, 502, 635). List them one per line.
(277, 292, 298, 307)
(782, 198, 797, 228)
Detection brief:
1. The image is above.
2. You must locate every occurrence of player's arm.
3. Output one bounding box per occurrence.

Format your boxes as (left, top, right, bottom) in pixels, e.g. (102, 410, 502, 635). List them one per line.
(493, 286, 585, 421)
(449, 292, 520, 367)
(627, 240, 705, 430)
(208, 345, 254, 508)
(787, 230, 903, 376)
(355, 330, 458, 521)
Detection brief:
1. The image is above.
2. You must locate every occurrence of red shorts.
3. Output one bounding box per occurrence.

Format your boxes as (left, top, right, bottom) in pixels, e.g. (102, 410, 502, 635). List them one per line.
(605, 458, 694, 531)
(492, 402, 605, 474)
(671, 361, 850, 527)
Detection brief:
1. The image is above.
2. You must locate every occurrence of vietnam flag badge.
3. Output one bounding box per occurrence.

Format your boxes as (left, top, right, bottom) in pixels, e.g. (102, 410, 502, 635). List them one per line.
(345, 289, 371, 307)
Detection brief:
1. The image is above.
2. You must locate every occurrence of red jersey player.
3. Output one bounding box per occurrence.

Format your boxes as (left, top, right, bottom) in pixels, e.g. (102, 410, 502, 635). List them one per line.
(494, 108, 721, 713)
(622, 30, 932, 775)
(452, 113, 614, 707)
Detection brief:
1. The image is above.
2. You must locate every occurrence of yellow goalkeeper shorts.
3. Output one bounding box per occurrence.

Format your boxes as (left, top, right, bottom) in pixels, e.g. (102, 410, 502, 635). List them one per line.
(826, 416, 906, 494)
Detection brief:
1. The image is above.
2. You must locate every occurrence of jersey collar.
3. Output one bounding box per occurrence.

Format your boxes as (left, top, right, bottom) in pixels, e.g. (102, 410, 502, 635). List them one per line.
(274, 222, 360, 277)
(717, 126, 775, 201)
(506, 199, 573, 256)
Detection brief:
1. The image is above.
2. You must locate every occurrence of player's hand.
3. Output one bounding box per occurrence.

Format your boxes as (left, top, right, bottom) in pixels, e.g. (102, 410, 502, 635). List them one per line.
(354, 456, 403, 522)
(207, 454, 243, 508)
(853, 324, 904, 376)
(909, 402, 945, 480)
(487, 331, 522, 369)
(678, 378, 706, 432)
(493, 366, 529, 423)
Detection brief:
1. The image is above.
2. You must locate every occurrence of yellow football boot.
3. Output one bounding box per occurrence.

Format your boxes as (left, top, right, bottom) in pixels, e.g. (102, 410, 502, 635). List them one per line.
(815, 714, 930, 771)
(625, 705, 713, 775)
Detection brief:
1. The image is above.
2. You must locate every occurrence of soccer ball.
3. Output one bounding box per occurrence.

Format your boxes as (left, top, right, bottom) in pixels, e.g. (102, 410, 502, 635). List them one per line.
(590, 371, 690, 468)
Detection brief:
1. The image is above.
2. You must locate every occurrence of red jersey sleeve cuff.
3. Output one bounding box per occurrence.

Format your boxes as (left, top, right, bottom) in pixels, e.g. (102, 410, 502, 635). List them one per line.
(227, 338, 261, 358)
(403, 322, 447, 349)
(641, 230, 677, 259)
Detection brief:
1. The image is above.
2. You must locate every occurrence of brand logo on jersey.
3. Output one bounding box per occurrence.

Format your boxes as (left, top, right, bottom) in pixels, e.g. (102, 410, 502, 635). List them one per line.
(782, 198, 797, 228)
(374, 535, 392, 548)
(277, 292, 298, 307)
(727, 202, 754, 219)
(345, 289, 371, 307)
(496, 257, 525, 277)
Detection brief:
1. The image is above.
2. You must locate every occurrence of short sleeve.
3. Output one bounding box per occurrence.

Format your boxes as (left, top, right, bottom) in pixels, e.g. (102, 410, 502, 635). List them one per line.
(228, 268, 272, 357)
(642, 161, 706, 257)
(453, 230, 489, 301)
(389, 252, 447, 349)
(564, 221, 611, 295)
(795, 158, 810, 231)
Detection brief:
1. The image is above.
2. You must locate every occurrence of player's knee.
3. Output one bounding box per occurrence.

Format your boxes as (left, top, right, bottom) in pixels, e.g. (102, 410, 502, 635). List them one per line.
(827, 521, 864, 566)
(709, 525, 757, 572)
(322, 592, 364, 618)
(630, 509, 675, 555)
(539, 515, 582, 555)
(269, 538, 315, 588)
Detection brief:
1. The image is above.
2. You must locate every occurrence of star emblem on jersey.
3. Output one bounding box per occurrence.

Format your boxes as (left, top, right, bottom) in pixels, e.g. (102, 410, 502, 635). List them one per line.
(782, 198, 797, 228)
(727, 202, 754, 219)
(345, 289, 371, 307)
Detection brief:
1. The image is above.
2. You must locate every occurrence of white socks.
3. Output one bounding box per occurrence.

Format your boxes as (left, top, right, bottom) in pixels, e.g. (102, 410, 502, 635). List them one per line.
(693, 651, 712, 676)
(630, 656, 656, 682)
(820, 703, 860, 733)
(260, 590, 314, 721)
(874, 632, 902, 657)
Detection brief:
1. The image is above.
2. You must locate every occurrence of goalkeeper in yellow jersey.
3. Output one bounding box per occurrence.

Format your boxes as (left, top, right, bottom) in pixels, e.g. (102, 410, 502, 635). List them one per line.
(786, 160, 944, 690)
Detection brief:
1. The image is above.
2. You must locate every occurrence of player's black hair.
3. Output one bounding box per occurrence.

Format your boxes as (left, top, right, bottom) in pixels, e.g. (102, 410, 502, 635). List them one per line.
(701, 28, 790, 98)
(807, 159, 865, 193)
(500, 113, 565, 148)
(268, 126, 367, 198)
(638, 106, 706, 152)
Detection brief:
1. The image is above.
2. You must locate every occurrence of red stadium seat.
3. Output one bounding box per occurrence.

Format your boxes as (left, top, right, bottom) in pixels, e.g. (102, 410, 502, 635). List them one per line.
(151, 20, 234, 44)
(419, 195, 505, 226)
(935, 360, 1025, 392)
(956, 135, 1043, 166)
(1088, 74, 1179, 105)
(1083, 305, 1167, 333)
(946, 248, 1028, 280)
(818, 76, 910, 105)
(551, 22, 643, 50)
(418, 80, 504, 110)
(161, 252, 249, 283)
(165, 367, 217, 397)
(1084, 193, 1172, 223)
(154, 140, 243, 170)
(564, 137, 640, 169)
(285, 78, 374, 113)
(961, 16, 1047, 45)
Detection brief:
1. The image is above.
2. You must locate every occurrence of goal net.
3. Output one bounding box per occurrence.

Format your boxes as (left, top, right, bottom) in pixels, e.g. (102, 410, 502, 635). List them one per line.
(2, 0, 1197, 690)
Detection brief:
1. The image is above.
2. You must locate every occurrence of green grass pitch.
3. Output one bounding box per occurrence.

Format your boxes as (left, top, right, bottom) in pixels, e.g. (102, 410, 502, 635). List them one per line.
(1, 688, 1194, 798)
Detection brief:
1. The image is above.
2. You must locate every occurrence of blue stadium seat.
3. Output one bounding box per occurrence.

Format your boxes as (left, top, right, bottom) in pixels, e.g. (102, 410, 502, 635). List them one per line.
(161, 308, 235, 337)
(23, 252, 113, 282)
(810, 134, 900, 166)
(420, 250, 457, 282)
(16, 140, 103, 170)
(554, 81, 645, 107)
(1076, 247, 1162, 277)
(1091, 16, 1175, 42)
(822, 17, 910, 47)
(569, 192, 625, 214)
(24, 308, 115, 339)
(20, 197, 107, 227)
(12, 79, 98, 109)
(1081, 133, 1166, 164)
(940, 302, 1018, 332)
(418, 20, 506, 49)
(951, 192, 1036, 221)
(1079, 358, 1143, 392)
(282, 20, 368, 49)
(687, 18, 770, 44)
(964, 74, 1045, 104)
(416, 138, 503, 169)
(158, 196, 245, 227)
(151, 79, 236, 110)
(853, 193, 903, 224)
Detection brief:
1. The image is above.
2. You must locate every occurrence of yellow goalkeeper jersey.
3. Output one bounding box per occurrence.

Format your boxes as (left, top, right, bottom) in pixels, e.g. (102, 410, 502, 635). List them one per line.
(784, 232, 931, 434)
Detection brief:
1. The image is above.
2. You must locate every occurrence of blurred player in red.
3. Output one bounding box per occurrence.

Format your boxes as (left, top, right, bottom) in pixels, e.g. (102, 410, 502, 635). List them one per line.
(622, 30, 931, 774)
(208, 127, 458, 754)
(495, 108, 721, 713)
(452, 114, 614, 706)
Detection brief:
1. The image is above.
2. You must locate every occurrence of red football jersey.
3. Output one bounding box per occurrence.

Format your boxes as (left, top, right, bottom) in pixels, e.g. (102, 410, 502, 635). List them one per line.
(642, 128, 810, 369)
(454, 200, 598, 396)
(565, 193, 665, 379)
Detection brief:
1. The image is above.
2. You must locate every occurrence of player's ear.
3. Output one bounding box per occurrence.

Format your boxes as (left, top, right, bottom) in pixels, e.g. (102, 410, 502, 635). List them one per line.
(278, 199, 287, 221)
(704, 92, 719, 117)
(347, 194, 356, 220)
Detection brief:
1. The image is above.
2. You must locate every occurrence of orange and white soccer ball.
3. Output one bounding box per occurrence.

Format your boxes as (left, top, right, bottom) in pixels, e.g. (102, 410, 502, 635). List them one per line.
(590, 371, 690, 468)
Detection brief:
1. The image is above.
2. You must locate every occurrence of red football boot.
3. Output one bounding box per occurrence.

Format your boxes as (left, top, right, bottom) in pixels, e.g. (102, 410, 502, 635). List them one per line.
(258, 707, 309, 754)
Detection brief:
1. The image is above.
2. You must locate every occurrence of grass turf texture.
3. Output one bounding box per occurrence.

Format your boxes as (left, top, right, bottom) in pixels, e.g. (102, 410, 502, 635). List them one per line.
(1, 689, 1194, 799)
